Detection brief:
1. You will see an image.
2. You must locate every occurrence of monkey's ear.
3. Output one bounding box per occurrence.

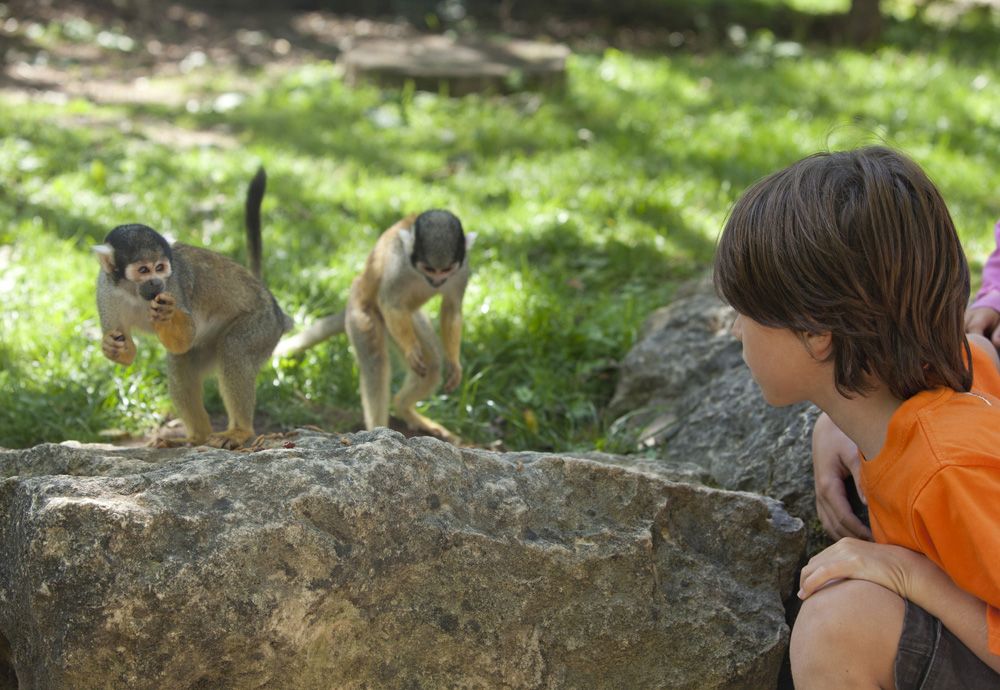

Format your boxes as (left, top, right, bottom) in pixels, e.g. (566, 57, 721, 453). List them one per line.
(399, 227, 415, 255)
(93, 244, 117, 274)
(465, 232, 477, 250)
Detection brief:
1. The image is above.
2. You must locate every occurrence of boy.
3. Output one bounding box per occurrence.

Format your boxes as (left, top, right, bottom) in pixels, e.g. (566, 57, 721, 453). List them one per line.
(713, 146, 1000, 687)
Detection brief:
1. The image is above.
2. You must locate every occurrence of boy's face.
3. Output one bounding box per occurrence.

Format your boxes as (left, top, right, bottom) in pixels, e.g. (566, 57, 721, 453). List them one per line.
(731, 313, 828, 407)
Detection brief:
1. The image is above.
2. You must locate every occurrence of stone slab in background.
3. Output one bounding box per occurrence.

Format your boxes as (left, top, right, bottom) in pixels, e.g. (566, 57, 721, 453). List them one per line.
(1, 429, 803, 689)
(340, 35, 570, 94)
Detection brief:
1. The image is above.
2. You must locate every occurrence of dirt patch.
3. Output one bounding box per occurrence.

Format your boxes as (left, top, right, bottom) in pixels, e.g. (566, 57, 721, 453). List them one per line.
(0, 0, 423, 136)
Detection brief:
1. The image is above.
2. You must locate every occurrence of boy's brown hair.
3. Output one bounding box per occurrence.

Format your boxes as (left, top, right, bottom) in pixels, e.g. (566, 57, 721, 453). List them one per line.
(714, 146, 972, 399)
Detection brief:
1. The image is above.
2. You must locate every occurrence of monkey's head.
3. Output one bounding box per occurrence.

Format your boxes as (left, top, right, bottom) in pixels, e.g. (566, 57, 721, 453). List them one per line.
(402, 210, 476, 288)
(94, 224, 173, 300)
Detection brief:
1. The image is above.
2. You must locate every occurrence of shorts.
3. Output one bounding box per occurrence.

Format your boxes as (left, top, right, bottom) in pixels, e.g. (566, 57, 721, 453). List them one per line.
(894, 600, 1000, 689)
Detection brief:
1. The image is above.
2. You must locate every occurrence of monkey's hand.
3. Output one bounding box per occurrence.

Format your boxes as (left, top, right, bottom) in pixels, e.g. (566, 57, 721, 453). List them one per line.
(150, 292, 195, 354)
(405, 346, 428, 377)
(102, 330, 136, 366)
(149, 292, 177, 322)
(444, 360, 462, 392)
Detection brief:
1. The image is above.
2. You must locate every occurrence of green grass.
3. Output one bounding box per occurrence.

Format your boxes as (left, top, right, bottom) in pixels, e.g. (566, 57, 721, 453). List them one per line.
(2, 10, 999, 450)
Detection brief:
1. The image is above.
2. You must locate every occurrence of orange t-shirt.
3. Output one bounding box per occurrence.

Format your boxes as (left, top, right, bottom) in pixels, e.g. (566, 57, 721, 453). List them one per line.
(861, 342, 1000, 655)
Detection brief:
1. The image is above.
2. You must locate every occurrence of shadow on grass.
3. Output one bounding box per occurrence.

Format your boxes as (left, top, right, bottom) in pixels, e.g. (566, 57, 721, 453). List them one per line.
(1, 190, 107, 245)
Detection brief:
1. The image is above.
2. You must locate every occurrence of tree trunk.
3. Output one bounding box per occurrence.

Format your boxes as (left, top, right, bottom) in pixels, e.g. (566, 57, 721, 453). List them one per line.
(845, 0, 884, 45)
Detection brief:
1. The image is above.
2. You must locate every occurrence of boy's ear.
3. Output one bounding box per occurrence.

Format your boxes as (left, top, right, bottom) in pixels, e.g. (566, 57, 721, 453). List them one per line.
(805, 331, 833, 360)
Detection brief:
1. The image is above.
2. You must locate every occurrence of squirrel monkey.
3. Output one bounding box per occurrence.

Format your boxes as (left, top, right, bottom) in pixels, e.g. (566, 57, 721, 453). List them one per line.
(275, 210, 474, 443)
(94, 168, 292, 449)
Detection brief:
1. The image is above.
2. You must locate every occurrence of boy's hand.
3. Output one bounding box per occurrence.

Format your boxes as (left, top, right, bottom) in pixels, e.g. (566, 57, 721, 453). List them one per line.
(812, 412, 872, 541)
(798, 538, 926, 601)
(965, 306, 1000, 347)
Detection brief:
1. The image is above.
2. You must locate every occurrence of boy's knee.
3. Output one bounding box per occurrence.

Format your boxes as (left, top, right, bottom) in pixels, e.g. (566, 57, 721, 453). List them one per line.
(791, 580, 904, 687)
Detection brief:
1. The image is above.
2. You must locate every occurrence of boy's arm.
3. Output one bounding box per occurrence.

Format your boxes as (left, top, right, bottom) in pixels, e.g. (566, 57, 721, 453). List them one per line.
(812, 411, 871, 540)
(910, 466, 1000, 655)
(967, 220, 1000, 345)
(799, 538, 1000, 672)
(971, 220, 1000, 310)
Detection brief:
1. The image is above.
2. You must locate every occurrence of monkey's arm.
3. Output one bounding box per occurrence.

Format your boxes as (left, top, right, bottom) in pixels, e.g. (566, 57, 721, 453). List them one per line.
(96, 274, 138, 365)
(440, 295, 463, 391)
(150, 293, 196, 354)
(382, 306, 428, 376)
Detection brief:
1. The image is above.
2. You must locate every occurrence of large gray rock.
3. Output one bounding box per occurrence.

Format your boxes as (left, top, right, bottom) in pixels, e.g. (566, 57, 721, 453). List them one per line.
(1, 429, 803, 689)
(608, 279, 822, 548)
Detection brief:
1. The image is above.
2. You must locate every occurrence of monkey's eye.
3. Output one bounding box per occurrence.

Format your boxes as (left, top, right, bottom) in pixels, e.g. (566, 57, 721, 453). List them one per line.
(138, 266, 151, 274)
(155, 264, 167, 272)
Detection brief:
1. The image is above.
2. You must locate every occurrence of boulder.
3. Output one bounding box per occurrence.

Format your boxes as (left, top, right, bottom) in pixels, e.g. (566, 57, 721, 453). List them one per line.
(608, 278, 824, 549)
(1, 429, 803, 689)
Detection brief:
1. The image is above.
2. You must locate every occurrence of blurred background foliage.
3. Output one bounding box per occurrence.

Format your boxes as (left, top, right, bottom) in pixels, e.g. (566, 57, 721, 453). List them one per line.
(1, 0, 998, 450)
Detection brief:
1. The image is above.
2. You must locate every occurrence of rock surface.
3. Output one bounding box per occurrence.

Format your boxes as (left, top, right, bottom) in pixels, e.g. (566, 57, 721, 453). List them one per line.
(1, 429, 803, 689)
(608, 278, 823, 548)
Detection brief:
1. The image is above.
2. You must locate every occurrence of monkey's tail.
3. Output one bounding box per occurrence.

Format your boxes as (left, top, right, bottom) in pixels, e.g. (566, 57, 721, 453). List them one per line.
(273, 311, 346, 357)
(245, 166, 266, 280)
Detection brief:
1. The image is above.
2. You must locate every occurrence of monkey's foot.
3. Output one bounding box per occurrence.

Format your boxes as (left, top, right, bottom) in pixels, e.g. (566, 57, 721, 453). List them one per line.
(400, 412, 461, 445)
(206, 429, 256, 450)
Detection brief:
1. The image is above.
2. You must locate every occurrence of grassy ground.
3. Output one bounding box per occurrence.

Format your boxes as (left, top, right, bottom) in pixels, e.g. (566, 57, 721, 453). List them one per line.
(1, 4, 999, 450)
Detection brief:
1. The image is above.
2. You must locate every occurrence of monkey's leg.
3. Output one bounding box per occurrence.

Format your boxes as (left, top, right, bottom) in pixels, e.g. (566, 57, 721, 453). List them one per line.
(210, 362, 258, 450)
(439, 295, 464, 392)
(164, 351, 213, 446)
(209, 319, 277, 450)
(393, 312, 460, 444)
(346, 306, 390, 430)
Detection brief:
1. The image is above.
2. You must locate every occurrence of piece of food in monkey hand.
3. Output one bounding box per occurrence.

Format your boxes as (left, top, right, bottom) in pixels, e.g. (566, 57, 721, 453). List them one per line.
(139, 281, 165, 301)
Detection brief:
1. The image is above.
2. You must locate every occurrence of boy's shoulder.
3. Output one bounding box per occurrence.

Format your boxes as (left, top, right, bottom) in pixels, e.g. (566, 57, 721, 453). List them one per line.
(911, 339, 1000, 467)
(913, 385, 1000, 472)
(877, 340, 1000, 477)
